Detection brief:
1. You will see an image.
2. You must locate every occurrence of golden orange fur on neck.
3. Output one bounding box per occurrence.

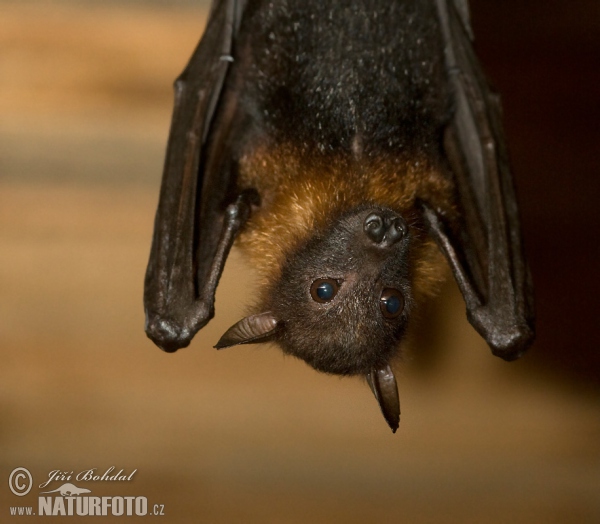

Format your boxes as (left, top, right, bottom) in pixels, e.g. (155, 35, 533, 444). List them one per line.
(236, 143, 456, 303)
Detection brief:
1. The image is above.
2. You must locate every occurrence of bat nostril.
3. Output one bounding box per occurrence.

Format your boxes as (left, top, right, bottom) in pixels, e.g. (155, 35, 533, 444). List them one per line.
(386, 217, 408, 244)
(364, 213, 385, 243)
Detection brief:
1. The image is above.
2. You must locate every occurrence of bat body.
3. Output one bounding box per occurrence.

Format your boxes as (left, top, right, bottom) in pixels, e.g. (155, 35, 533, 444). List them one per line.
(144, 0, 535, 431)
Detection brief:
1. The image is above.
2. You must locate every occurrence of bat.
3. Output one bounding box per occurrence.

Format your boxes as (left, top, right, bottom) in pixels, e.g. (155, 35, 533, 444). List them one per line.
(144, 0, 535, 432)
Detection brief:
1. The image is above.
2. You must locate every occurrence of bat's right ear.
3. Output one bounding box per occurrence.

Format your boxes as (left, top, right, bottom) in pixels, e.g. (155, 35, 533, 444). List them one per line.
(215, 312, 282, 349)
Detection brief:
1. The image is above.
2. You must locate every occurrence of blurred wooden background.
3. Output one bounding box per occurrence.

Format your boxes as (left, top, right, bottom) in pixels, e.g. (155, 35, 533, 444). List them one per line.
(1, 0, 599, 522)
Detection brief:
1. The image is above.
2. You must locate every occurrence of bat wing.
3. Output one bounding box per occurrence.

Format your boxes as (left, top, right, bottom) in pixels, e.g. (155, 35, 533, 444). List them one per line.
(424, 0, 535, 360)
(144, 0, 254, 352)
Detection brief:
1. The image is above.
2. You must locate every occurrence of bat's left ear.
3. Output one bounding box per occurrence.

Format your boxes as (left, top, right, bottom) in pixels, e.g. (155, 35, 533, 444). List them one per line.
(215, 312, 282, 349)
(366, 364, 400, 433)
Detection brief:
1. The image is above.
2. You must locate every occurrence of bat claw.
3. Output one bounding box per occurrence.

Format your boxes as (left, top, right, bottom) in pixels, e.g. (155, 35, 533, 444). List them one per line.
(487, 326, 535, 361)
(145, 316, 193, 353)
(469, 309, 535, 361)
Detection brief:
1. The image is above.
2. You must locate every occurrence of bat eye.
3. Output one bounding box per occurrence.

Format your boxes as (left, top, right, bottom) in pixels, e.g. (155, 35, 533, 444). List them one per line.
(380, 288, 404, 319)
(310, 279, 339, 303)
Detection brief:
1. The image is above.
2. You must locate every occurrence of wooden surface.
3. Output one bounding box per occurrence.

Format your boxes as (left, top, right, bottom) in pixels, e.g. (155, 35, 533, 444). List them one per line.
(1, 2, 599, 522)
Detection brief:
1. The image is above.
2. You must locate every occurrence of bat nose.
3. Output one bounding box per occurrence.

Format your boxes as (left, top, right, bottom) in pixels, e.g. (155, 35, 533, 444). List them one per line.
(363, 212, 407, 247)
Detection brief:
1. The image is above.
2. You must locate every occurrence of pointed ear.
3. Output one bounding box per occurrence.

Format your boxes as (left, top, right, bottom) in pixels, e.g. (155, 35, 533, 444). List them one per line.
(214, 312, 282, 349)
(366, 364, 400, 433)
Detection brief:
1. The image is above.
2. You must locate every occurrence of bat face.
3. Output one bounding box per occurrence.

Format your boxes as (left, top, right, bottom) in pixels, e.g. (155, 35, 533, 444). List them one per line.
(215, 203, 416, 430)
(260, 206, 413, 375)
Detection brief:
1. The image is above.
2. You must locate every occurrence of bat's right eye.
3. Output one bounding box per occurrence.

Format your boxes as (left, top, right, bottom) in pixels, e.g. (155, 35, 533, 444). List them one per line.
(310, 279, 339, 303)
(380, 288, 405, 319)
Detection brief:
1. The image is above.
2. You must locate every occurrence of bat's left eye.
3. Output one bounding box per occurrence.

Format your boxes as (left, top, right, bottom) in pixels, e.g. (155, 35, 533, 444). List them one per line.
(310, 279, 339, 303)
(380, 288, 404, 319)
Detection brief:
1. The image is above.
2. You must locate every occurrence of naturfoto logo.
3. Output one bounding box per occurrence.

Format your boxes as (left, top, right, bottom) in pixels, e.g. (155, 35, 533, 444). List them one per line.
(8, 467, 166, 518)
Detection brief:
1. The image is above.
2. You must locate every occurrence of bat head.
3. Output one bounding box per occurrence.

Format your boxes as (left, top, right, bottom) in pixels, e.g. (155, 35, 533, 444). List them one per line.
(216, 206, 413, 376)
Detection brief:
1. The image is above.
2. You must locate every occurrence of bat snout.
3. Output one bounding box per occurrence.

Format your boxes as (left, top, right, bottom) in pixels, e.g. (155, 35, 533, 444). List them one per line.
(363, 211, 408, 248)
